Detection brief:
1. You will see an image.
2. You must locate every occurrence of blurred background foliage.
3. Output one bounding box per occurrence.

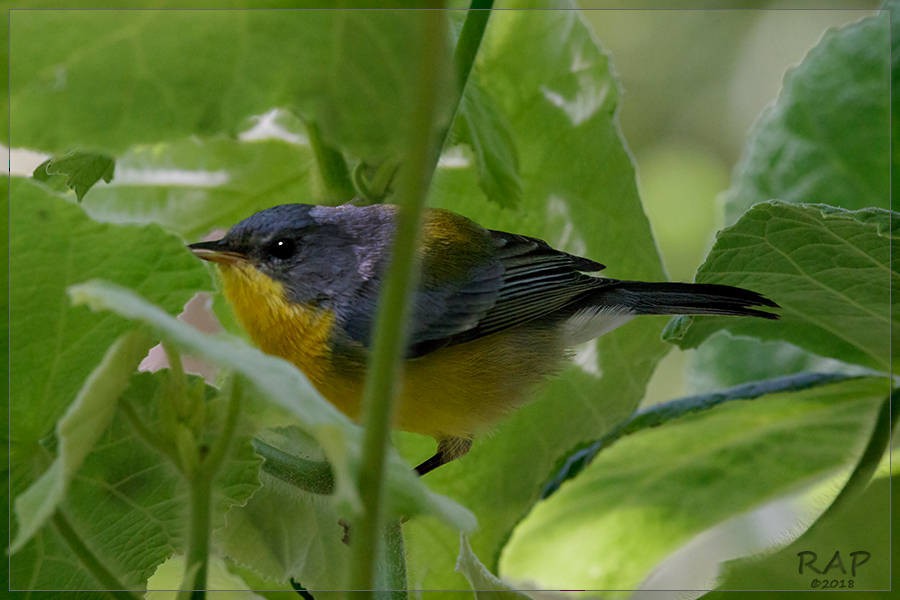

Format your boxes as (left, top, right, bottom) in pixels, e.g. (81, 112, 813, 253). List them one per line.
(577, 2, 878, 405)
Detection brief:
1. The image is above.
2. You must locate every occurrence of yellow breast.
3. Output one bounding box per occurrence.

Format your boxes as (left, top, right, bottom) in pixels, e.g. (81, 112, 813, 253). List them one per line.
(218, 263, 337, 386)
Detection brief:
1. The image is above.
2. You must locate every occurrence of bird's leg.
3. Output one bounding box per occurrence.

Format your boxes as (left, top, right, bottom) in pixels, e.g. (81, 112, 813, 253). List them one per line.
(414, 436, 473, 476)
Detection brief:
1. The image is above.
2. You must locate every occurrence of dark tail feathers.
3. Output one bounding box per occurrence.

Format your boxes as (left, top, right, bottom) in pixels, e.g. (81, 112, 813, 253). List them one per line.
(597, 281, 780, 319)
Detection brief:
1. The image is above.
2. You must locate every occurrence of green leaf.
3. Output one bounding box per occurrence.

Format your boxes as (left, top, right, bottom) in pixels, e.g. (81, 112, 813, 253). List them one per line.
(542, 372, 860, 497)
(457, 535, 531, 599)
(218, 471, 350, 590)
(10, 372, 260, 591)
(33, 151, 115, 201)
(217, 426, 346, 589)
(10, 330, 154, 554)
(664, 202, 895, 372)
(499, 376, 888, 591)
(723, 10, 890, 223)
(66, 279, 476, 533)
(10, 10, 451, 163)
(81, 135, 315, 240)
(454, 77, 522, 207)
(9, 177, 208, 463)
(708, 474, 893, 594)
(686, 332, 870, 394)
(402, 2, 667, 590)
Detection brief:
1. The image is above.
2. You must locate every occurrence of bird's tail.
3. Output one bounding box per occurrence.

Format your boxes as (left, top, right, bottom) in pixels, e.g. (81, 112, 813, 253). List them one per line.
(595, 281, 780, 319)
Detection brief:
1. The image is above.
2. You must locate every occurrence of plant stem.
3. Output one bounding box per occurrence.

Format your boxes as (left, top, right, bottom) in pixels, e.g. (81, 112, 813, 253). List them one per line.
(347, 5, 449, 595)
(176, 377, 243, 599)
(51, 510, 141, 600)
(179, 472, 212, 600)
(306, 119, 356, 204)
(812, 386, 897, 520)
(453, 0, 494, 95)
(162, 340, 185, 383)
(542, 372, 861, 498)
(426, 0, 494, 178)
(379, 519, 408, 598)
(203, 376, 243, 473)
(252, 438, 335, 495)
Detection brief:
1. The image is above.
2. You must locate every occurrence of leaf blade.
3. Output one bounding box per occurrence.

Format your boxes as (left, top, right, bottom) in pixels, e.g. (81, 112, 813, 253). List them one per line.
(500, 376, 889, 591)
(664, 202, 895, 372)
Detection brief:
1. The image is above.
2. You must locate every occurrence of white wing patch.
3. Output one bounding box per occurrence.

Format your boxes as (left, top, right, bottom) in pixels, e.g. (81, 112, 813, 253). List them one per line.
(562, 305, 635, 347)
(572, 340, 601, 377)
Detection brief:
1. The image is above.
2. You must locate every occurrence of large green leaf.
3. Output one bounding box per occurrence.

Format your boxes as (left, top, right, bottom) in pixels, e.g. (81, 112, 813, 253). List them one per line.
(453, 77, 522, 207)
(722, 10, 889, 223)
(218, 471, 350, 591)
(10, 331, 153, 554)
(215, 426, 350, 591)
(8, 178, 208, 486)
(665, 203, 895, 373)
(401, 2, 668, 590)
(499, 377, 888, 591)
(9, 372, 261, 592)
(9, 9, 450, 162)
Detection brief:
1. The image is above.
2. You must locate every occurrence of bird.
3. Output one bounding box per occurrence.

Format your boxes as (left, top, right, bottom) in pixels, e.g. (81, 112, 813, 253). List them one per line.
(189, 203, 778, 475)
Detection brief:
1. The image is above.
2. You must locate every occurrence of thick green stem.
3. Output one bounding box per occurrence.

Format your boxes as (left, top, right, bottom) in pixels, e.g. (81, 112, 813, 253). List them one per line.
(306, 119, 356, 204)
(253, 438, 335, 495)
(347, 5, 449, 595)
(379, 519, 408, 598)
(51, 510, 141, 600)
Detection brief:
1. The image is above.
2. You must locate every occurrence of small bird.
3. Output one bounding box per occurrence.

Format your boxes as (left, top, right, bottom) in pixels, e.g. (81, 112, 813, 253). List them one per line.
(189, 203, 778, 475)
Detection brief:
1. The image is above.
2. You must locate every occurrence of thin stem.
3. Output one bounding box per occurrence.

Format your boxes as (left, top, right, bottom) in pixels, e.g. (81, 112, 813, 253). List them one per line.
(306, 119, 356, 204)
(203, 376, 243, 473)
(348, 4, 449, 595)
(177, 378, 243, 599)
(51, 510, 141, 600)
(162, 340, 185, 383)
(542, 372, 860, 498)
(812, 386, 897, 520)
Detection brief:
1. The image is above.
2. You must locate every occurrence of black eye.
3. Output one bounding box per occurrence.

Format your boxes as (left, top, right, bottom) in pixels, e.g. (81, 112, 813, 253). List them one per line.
(266, 238, 296, 260)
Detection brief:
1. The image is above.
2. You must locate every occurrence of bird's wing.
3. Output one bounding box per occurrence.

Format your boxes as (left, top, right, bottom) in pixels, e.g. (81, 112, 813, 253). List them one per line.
(405, 224, 610, 357)
(337, 209, 612, 358)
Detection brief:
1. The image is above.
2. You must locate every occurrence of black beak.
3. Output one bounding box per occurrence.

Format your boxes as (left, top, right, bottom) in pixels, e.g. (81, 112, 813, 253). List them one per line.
(188, 240, 247, 265)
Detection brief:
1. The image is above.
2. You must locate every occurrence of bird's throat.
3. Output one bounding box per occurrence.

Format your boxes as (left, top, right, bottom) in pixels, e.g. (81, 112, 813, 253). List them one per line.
(217, 263, 338, 388)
